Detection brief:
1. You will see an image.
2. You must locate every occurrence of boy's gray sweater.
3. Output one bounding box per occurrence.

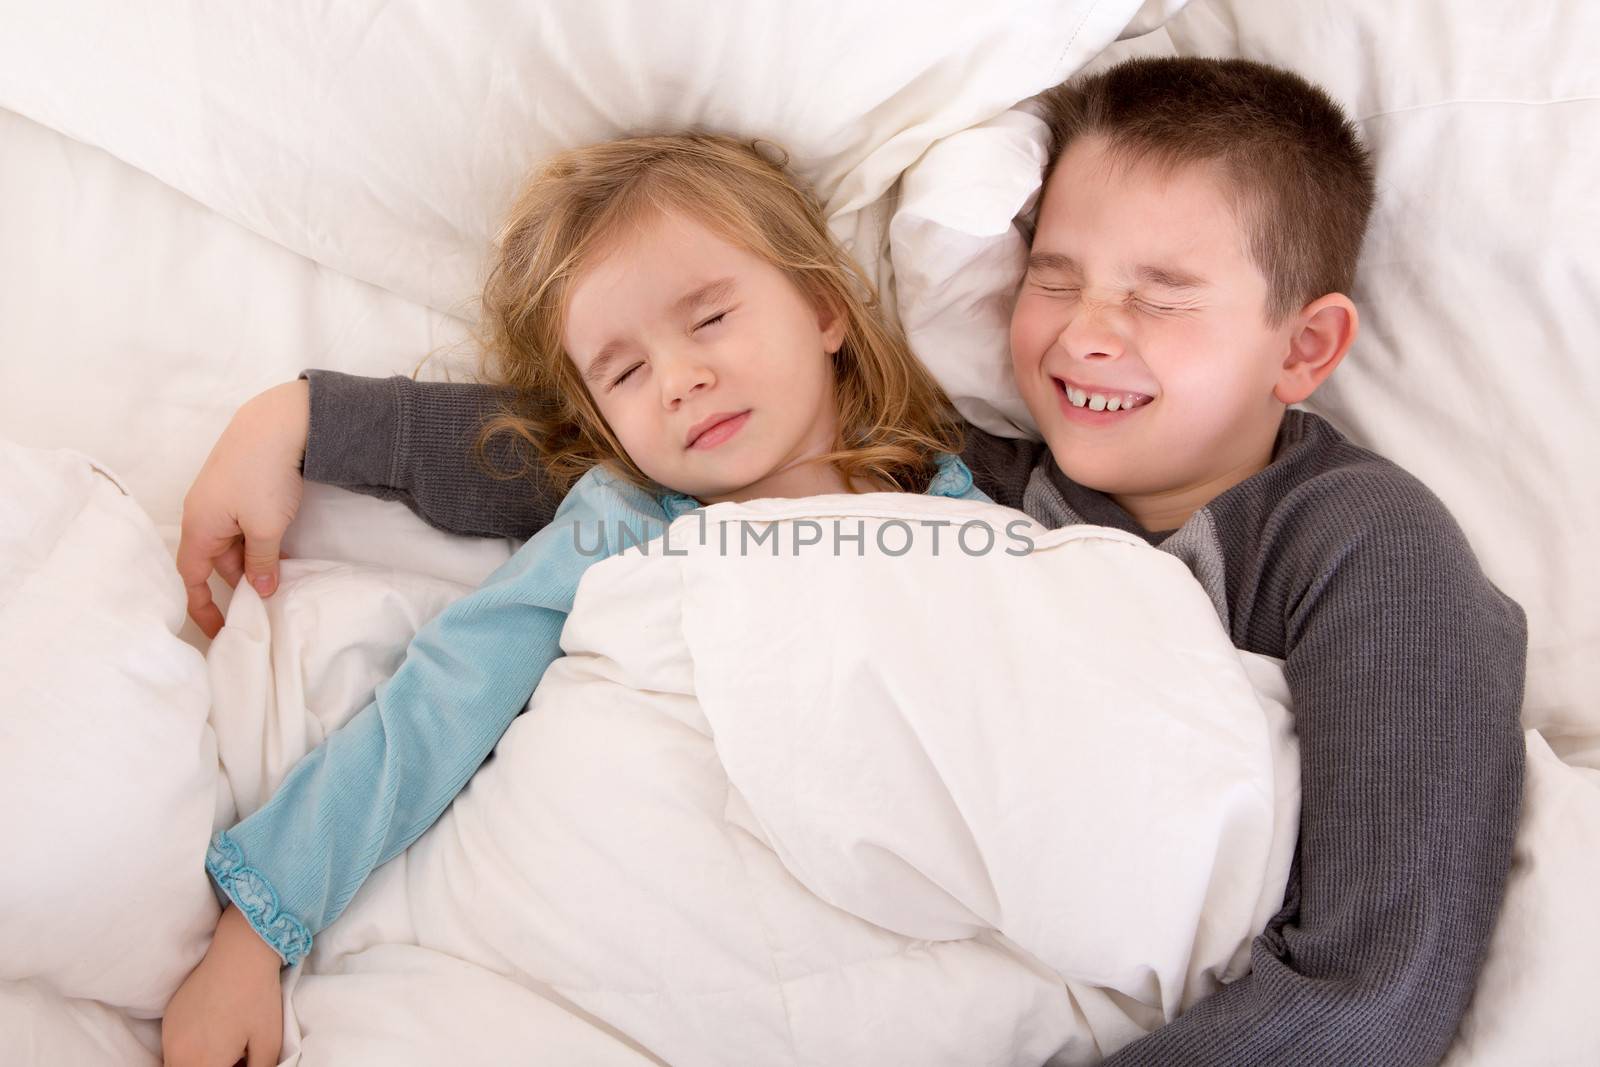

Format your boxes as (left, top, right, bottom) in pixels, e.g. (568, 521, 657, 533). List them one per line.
(301, 369, 1527, 1067)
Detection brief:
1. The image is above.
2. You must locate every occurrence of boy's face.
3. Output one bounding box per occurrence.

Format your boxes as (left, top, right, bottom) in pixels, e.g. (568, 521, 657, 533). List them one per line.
(1010, 134, 1300, 527)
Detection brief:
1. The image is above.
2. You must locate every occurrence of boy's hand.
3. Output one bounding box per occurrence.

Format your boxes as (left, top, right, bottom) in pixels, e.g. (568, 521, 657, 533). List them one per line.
(178, 380, 310, 638)
(161, 905, 285, 1067)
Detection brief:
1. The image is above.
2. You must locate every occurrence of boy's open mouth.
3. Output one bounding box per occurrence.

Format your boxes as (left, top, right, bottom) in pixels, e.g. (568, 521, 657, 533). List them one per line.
(1053, 377, 1155, 416)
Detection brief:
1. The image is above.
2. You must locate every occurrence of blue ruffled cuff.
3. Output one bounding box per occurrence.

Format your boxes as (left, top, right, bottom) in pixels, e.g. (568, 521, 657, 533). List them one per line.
(205, 831, 313, 967)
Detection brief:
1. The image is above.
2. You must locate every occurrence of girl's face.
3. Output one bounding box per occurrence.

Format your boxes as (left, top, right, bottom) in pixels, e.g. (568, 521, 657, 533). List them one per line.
(563, 210, 847, 504)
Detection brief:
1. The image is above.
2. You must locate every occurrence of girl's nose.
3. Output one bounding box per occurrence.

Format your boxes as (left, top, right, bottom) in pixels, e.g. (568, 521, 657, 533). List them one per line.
(657, 349, 716, 406)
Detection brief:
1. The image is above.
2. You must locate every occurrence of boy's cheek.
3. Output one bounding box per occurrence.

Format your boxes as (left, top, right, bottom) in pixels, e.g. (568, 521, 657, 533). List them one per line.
(1008, 302, 1052, 370)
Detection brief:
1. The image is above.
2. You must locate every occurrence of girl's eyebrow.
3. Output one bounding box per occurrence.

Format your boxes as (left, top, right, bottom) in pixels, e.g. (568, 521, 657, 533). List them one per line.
(583, 340, 632, 384)
(673, 276, 736, 315)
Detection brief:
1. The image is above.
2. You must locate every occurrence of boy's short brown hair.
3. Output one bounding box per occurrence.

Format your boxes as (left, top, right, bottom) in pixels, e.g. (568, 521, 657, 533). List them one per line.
(1036, 57, 1376, 324)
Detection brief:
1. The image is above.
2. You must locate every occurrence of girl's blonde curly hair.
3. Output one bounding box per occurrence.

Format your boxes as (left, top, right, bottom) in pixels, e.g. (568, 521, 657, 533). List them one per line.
(470, 132, 963, 496)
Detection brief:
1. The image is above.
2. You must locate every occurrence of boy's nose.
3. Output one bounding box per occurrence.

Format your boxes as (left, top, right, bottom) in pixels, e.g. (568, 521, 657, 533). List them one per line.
(1058, 301, 1127, 362)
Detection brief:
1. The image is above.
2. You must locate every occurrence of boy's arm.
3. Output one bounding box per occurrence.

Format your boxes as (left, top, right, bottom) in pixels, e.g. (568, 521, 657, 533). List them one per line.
(206, 471, 653, 964)
(1101, 477, 1527, 1066)
(300, 369, 564, 540)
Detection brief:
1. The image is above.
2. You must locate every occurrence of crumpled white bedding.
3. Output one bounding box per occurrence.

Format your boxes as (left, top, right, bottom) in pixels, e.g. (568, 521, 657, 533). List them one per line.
(0, 445, 217, 1020)
(5, 442, 1598, 1065)
(249, 493, 1299, 1067)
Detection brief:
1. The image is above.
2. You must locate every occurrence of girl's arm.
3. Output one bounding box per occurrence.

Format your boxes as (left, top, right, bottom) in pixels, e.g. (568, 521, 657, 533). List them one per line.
(206, 467, 666, 966)
(160, 904, 284, 1067)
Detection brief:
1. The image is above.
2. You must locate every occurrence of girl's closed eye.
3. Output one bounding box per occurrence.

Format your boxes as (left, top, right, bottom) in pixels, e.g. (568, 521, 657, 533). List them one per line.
(610, 308, 734, 388)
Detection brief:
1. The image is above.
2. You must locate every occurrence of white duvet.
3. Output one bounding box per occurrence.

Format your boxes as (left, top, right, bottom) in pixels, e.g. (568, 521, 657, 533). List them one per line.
(253, 494, 1298, 1067)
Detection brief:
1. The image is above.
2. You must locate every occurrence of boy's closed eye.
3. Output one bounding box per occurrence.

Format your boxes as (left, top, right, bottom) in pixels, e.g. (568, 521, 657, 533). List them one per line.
(1129, 295, 1191, 314)
(1030, 282, 1191, 315)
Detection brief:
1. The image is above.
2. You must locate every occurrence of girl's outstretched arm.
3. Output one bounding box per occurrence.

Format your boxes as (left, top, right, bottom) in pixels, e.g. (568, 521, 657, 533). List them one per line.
(205, 467, 666, 966)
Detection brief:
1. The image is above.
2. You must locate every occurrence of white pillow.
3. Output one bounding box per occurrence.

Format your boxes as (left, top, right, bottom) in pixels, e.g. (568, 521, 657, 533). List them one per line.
(891, 107, 1046, 438)
(0, 442, 219, 1017)
(0, 0, 1179, 319)
(891, 0, 1600, 758)
(0, 106, 477, 556)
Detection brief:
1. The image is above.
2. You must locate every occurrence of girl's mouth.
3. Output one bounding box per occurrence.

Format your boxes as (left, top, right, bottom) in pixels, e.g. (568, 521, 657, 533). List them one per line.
(687, 410, 751, 450)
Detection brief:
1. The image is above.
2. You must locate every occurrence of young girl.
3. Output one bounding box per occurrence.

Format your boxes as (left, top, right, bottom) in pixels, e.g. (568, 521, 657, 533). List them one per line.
(161, 132, 985, 1066)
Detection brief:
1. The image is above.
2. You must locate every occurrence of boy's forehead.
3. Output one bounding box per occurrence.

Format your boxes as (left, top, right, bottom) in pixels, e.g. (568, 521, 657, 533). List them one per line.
(1048, 134, 1229, 198)
(1032, 138, 1248, 266)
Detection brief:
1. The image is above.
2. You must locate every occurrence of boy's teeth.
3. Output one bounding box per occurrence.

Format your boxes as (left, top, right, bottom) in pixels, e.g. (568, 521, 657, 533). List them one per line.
(1063, 382, 1150, 412)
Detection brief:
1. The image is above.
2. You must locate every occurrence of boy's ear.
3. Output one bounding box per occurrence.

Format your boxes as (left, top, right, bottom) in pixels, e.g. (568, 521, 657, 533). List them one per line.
(816, 295, 847, 355)
(1274, 293, 1359, 405)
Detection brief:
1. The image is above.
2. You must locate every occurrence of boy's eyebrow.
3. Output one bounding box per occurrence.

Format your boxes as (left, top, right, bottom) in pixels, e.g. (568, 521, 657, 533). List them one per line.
(1134, 264, 1208, 290)
(1027, 252, 1081, 276)
(582, 277, 738, 384)
(1027, 252, 1207, 290)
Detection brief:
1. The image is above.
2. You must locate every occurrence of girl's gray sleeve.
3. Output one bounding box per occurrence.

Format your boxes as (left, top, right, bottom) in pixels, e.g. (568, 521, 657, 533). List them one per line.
(299, 369, 565, 540)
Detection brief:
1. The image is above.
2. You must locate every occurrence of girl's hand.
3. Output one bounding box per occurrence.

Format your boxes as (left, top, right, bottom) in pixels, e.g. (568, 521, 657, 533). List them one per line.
(161, 904, 286, 1067)
(177, 380, 310, 638)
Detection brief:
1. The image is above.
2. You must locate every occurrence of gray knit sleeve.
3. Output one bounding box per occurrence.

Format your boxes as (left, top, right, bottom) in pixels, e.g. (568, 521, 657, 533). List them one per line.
(299, 369, 564, 540)
(1104, 466, 1527, 1065)
(958, 424, 1046, 511)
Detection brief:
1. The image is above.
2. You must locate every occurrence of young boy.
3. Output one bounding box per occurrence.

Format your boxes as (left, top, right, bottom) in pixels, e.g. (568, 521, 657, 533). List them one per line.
(180, 58, 1527, 1065)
